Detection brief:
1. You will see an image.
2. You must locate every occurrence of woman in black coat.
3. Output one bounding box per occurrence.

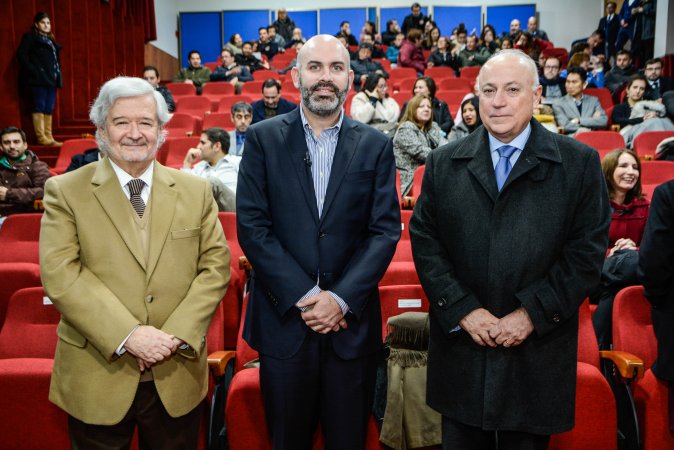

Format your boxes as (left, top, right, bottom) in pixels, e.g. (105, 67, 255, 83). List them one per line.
(17, 12, 63, 146)
(399, 76, 454, 135)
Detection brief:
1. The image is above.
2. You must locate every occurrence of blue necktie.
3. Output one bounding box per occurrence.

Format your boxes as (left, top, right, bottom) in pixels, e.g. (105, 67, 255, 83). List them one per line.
(495, 145, 517, 191)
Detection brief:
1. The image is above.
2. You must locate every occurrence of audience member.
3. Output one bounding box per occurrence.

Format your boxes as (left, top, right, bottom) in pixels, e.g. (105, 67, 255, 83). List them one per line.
(286, 27, 306, 49)
(592, 148, 648, 348)
(638, 180, 674, 403)
(182, 127, 240, 212)
(350, 74, 400, 136)
(605, 50, 638, 93)
(229, 102, 253, 157)
(539, 56, 566, 102)
(447, 97, 481, 142)
(398, 29, 426, 75)
(399, 77, 454, 135)
(458, 35, 490, 68)
(336, 21, 358, 46)
(361, 21, 382, 44)
(566, 52, 605, 88)
(224, 33, 243, 56)
(598, 2, 620, 59)
(393, 94, 448, 195)
(251, 79, 297, 123)
(613, 74, 674, 147)
(553, 67, 608, 136)
(142, 66, 175, 112)
(235, 41, 271, 72)
(386, 33, 405, 65)
(500, 38, 513, 50)
(273, 8, 296, 42)
(401, 2, 428, 36)
(643, 58, 674, 101)
(632, 0, 657, 65)
(352, 43, 388, 91)
(423, 26, 441, 51)
(501, 18, 522, 43)
(615, 0, 639, 54)
(17, 12, 63, 146)
(382, 19, 401, 46)
(65, 147, 101, 172)
(210, 48, 253, 93)
(173, 50, 211, 95)
(258, 27, 280, 61)
(514, 31, 543, 61)
(527, 16, 549, 41)
(0, 126, 50, 220)
(480, 25, 499, 54)
(268, 25, 287, 50)
(427, 37, 459, 75)
(360, 33, 385, 59)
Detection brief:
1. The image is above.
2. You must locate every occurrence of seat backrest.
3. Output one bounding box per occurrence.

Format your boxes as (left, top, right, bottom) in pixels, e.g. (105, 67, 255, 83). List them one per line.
(53, 139, 98, 173)
(218, 95, 253, 113)
(577, 299, 600, 369)
(612, 285, 658, 369)
(575, 131, 625, 153)
(633, 131, 674, 158)
(378, 284, 429, 339)
(388, 67, 417, 80)
(0, 262, 42, 329)
(398, 77, 418, 93)
(460, 66, 481, 80)
(241, 81, 265, 96)
(165, 82, 197, 97)
(203, 112, 234, 131)
(202, 83, 235, 97)
(252, 70, 282, 81)
(379, 262, 420, 286)
(0, 287, 61, 358)
(584, 88, 613, 112)
(435, 90, 469, 109)
(439, 78, 471, 92)
(391, 210, 413, 263)
(235, 294, 258, 372)
(175, 95, 212, 113)
(424, 66, 456, 79)
(640, 160, 674, 186)
(410, 164, 426, 200)
(160, 136, 200, 167)
(0, 213, 43, 243)
(165, 113, 197, 136)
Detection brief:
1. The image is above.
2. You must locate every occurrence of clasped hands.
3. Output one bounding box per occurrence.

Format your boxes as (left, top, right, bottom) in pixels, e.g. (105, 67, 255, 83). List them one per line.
(459, 307, 534, 348)
(297, 291, 347, 334)
(124, 325, 185, 372)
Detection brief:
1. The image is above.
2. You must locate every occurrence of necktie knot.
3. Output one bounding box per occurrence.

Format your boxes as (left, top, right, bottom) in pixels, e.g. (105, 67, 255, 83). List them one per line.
(127, 179, 145, 196)
(497, 145, 517, 159)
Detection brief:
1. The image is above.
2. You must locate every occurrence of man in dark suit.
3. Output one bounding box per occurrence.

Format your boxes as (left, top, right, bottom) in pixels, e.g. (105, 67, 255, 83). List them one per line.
(250, 79, 297, 123)
(643, 58, 674, 101)
(236, 35, 401, 450)
(638, 180, 674, 393)
(598, 1, 620, 59)
(410, 50, 610, 449)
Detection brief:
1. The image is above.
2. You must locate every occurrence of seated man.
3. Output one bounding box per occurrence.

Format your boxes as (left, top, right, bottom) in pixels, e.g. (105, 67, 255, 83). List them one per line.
(352, 43, 388, 91)
(458, 35, 490, 68)
(536, 56, 566, 115)
(66, 148, 101, 172)
(267, 25, 286, 50)
(143, 65, 175, 112)
(360, 33, 385, 59)
(235, 41, 271, 72)
(251, 79, 297, 123)
(605, 50, 638, 93)
(553, 67, 608, 136)
(258, 27, 280, 61)
(173, 50, 211, 94)
(0, 126, 51, 221)
(335, 20, 358, 47)
(210, 48, 253, 94)
(643, 58, 674, 101)
(182, 127, 240, 212)
(229, 102, 253, 157)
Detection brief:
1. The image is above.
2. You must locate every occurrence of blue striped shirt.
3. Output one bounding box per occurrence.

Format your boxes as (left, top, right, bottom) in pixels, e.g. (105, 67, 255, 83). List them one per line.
(297, 106, 349, 316)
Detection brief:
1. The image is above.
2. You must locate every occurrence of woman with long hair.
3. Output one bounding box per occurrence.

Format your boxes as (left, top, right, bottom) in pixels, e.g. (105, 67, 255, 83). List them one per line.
(393, 94, 447, 195)
(448, 97, 482, 141)
(17, 12, 63, 146)
(399, 77, 453, 134)
(427, 36, 460, 75)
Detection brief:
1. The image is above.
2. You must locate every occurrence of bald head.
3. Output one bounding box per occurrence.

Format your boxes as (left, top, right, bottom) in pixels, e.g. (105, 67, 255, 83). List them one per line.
(510, 19, 521, 34)
(297, 34, 351, 70)
(477, 50, 539, 92)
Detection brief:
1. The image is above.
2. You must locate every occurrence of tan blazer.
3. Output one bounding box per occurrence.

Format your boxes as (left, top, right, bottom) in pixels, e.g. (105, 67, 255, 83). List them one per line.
(40, 158, 230, 425)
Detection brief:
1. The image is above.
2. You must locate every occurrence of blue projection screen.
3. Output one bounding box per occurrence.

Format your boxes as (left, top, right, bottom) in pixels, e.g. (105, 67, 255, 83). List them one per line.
(486, 4, 536, 38)
(433, 6, 482, 36)
(179, 12, 222, 67)
(223, 10, 271, 43)
(319, 8, 367, 39)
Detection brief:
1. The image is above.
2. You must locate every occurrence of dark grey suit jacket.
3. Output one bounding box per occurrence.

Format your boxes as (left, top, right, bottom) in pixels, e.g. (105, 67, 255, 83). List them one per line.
(553, 94, 608, 134)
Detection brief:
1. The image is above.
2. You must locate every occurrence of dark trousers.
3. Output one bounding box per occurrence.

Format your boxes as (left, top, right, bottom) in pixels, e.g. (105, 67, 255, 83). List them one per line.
(68, 381, 202, 450)
(442, 416, 550, 450)
(259, 331, 377, 450)
(31, 86, 57, 114)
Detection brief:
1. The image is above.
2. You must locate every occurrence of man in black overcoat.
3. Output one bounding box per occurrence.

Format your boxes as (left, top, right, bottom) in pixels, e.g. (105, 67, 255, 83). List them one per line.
(410, 49, 611, 449)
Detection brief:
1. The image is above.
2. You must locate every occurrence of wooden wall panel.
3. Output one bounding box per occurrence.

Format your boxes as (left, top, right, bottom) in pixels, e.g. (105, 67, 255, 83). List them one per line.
(144, 43, 179, 84)
(0, 0, 155, 141)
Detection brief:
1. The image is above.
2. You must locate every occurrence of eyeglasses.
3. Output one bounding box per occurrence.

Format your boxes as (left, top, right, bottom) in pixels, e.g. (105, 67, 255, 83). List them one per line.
(544, 65, 560, 70)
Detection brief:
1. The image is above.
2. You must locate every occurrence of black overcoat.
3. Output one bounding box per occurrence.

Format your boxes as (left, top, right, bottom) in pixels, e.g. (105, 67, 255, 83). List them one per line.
(410, 119, 611, 434)
(17, 31, 63, 88)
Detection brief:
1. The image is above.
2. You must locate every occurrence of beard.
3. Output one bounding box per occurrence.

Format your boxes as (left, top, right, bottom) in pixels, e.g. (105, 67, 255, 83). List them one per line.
(298, 78, 348, 117)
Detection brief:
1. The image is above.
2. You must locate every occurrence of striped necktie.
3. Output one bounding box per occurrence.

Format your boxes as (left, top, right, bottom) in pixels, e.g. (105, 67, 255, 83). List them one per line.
(127, 179, 146, 218)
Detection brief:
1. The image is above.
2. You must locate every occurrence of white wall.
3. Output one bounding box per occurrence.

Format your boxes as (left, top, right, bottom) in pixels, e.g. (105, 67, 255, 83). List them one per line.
(151, 1, 605, 59)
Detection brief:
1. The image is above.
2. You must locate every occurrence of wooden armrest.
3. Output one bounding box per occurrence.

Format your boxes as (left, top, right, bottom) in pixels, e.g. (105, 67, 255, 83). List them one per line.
(401, 196, 416, 209)
(207, 350, 236, 378)
(34, 199, 44, 210)
(600, 350, 645, 381)
(239, 256, 251, 271)
(610, 124, 621, 132)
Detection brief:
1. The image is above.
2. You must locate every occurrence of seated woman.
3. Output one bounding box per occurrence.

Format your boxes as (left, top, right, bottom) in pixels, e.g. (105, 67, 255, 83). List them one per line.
(448, 97, 481, 142)
(612, 74, 674, 148)
(350, 74, 400, 136)
(427, 36, 460, 76)
(422, 26, 441, 51)
(399, 77, 453, 135)
(562, 52, 605, 88)
(393, 94, 447, 196)
(592, 148, 650, 349)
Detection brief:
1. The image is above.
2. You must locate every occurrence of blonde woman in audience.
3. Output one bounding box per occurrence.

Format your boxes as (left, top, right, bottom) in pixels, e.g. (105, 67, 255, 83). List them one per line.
(393, 94, 447, 195)
(350, 74, 400, 136)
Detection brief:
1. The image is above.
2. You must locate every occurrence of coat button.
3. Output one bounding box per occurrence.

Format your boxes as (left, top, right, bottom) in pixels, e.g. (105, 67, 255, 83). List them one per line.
(437, 298, 446, 307)
(552, 312, 561, 323)
(145, 295, 153, 303)
(319, 231, 326, 238)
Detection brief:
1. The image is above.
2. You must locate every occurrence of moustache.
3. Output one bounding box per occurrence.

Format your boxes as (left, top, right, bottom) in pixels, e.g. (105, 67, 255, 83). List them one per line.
(310, 82, 339, 94)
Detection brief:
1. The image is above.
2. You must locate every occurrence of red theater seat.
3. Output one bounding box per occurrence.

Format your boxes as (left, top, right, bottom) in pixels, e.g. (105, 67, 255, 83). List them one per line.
(0, 213, 42, 264)
(575, 131, 626, 159)
(0, 262, 41, 329)
(52, 138, 98, 174)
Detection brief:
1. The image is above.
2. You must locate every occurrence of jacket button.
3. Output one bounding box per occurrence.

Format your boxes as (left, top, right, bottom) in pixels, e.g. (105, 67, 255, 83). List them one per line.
(437, 298, 446, 307)
(552, 312, 561, 323)
(145, 295, 153, 303)
(319, 231, 326, 238)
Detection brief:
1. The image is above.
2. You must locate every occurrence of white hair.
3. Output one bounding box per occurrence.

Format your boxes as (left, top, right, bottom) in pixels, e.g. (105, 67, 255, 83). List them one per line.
(476, 49, 540, 92)
(89, 76, 171, 152)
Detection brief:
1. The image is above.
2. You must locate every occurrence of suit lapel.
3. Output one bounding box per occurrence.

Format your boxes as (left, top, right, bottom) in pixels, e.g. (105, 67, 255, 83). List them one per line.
(281, 110, 320, 224)
(320, 117, 360, 224)
(455, 128, 498, 203)
(146, 164, 177, 280)
(92, 159, 146, 270)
